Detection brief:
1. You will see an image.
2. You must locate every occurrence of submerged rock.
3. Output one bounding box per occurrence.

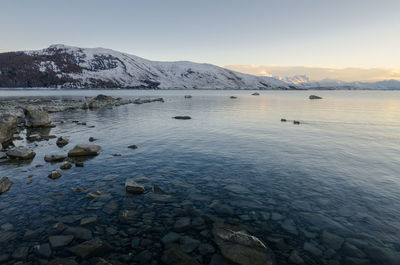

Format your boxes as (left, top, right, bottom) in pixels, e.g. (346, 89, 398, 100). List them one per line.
(128, 144, 138, 149)
(44, 154, 66, 162)
(213, 223, 275, 265)
(161, 247, 200, 265)
(125, 179, 145, 194)
(75, 162, 84, 167)
(0, 114, 17, 144)
(49, 235, 74, 248)
(48, 170, 62, 180)
(309, 95, 322, 99)
(68, 144, 101, 157)
(68, 238, 112, 259)
(6, 147, 36, 160)
(24, 108, 51, 127)
(56, 137, 69, 147)
(0, 177, 13, 194)
(33, 243, 52, 258)
(173, 116, 191, 120)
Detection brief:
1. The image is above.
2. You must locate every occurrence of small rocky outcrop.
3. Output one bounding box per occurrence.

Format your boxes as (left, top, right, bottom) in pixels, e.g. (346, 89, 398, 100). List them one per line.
(48, 170, 62, 180)
(88, 101, 100, 109)
(309, 95, 322, 99)
(56, 137, 69, 147)
(68, 144, 101, 157)
(128, 145, 137, 149)
(68, 238, 112, 259)
(125, 179, 145, 194)
(0, 177, 13, 194)
(24, 108, 51, 127)
(252, 92, 260, 96)
(213, 223, 276, 265)
(184, 95, 192, 99)
(230, 96, 238, 99)
(6, 147, 36, 160)
(173, 116, 191, 120)
(44, 155, 66, 163)
(60, 161, 72, 170)
(0, 114, 17, 144)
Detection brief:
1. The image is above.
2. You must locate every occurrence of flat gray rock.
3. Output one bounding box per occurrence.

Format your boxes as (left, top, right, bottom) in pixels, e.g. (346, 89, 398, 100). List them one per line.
(6, 147, 36, 160)
(68, 144, 101, 157)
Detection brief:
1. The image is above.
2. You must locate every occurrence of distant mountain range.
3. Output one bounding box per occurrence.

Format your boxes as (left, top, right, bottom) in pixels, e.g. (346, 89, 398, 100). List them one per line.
(0, 44, 290, 89)
(0, 44, 398, 90)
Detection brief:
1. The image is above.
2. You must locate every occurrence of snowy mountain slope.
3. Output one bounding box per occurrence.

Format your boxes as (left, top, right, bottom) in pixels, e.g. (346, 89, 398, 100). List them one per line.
(0, 44, 290, 89)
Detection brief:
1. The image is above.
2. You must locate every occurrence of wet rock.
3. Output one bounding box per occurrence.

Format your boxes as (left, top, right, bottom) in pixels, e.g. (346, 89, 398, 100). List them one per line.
(184, 95, 192, 98)
(68, 238, 112, 259)
(65, 227, 93, 241)
(68, 144, 101, 157)
(24, 108, 51, 127)
(60, 161, 72, 170)
(174, 217, 191, 232)
(209, 254, 233, 265)
(342, 242, 366, 258)
(86, 191, 102, 199)
(75, 161, 84, 167)
(0, 152, 6, 160)
(23, 229, 38, 240)
(89, 137, 97, 142)
(309, 95, 322, 99)
(119, 210, 139, 224)
(125, 179, 144, 194)
(213, 223, 275, 265)
(281, 219, 298, 235)
(34, 243, 52, 258)
(0, 231, 17, 243)
(6, 147, 36, 159)
(321, 231, 344, 250)
(56, 137, 69, 147)
(128, 144, 137, 149)
(365, 246, 400, 265)
(135, 250, 152, 263)
(293, 120, 300, 125)
(88, 101, 100, 109)
(103, 201, 118, 214)
(12, 246, 29, 260)
(44, 154, 66, 162)
(80, 216, 98, 226)
(180, 235, 200, 253)
(198, 243, 215, 255)
(252, 92, 260, 96)
(303, 242, 322, 257)
(0, 177, 13, 194)
(162, 232, 181, 245)
(0, 114, 17, 144)
(48, 170, 62, 180)
(281, 118, 287, 122)
(211, 202, 234, 215)
(289, 250, 304, 264)
(81, 102, 89, 110)
(153, 185, 168, 195)
(161, 247, 200, 265)
(230, 96, 237, 99)
(48, 257, 79, 265)
(173, 116, 191, 120)
(49, 235, 74, 248)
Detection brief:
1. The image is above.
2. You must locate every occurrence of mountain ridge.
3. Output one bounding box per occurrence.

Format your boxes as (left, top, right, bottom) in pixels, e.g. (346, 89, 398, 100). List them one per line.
(0, 44, 291, 89)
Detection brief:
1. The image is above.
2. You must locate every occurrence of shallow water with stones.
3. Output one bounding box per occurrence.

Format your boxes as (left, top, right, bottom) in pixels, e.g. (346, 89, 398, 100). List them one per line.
(1, 90, 400, 264)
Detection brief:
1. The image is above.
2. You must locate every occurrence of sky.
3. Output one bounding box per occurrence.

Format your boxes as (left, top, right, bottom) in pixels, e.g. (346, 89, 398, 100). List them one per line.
(1, 0, 400, 81)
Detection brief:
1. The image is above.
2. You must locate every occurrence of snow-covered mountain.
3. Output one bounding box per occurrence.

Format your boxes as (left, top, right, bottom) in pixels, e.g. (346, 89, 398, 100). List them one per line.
(294, 78, 400, 90)
(274, 75, 311, 85)
(0, 44, 290, 89)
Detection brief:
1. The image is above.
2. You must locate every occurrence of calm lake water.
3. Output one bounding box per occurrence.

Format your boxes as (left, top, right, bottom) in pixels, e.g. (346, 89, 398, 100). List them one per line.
(1, 90, 400, 264)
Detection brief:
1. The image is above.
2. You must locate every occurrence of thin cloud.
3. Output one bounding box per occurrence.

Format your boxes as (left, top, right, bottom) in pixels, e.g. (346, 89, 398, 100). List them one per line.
(225, 65, 400, 82)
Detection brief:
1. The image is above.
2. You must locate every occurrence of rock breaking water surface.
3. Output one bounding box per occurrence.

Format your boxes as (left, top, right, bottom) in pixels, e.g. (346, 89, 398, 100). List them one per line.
(0, 90, 400, 265)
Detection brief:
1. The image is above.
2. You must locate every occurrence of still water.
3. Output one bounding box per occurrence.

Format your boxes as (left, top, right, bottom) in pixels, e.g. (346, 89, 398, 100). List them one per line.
(0, 90, 400, 264)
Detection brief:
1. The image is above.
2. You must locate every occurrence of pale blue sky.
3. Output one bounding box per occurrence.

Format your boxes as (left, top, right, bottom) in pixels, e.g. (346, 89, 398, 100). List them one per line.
(1, 0, 400, 76)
